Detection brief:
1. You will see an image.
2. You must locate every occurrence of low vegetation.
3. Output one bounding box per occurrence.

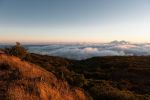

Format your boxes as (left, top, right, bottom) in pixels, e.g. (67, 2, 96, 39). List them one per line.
(27, 53, 150, 100)
(0, 55, 88, 100)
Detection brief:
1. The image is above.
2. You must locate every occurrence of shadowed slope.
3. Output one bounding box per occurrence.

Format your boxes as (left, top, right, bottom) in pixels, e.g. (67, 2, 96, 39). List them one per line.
(0, 55, 88, 100)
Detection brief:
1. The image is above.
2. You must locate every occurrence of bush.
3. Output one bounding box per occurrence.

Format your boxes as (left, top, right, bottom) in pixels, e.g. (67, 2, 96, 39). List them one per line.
(72, 74, 87, 87)
(88, 80, 138, 100)
(5, 42, 28, 58)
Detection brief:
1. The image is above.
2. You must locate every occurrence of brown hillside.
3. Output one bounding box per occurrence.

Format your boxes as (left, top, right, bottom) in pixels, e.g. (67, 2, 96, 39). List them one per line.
(0, 55, 88, 100)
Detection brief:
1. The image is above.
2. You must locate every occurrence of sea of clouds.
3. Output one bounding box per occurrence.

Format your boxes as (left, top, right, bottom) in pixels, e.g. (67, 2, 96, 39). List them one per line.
(24, 41, 150, 60)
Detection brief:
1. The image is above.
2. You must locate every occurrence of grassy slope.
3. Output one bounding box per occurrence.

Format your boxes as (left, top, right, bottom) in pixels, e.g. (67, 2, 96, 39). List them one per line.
(0, 55, 88, 100)
(28, 54, 150, 100)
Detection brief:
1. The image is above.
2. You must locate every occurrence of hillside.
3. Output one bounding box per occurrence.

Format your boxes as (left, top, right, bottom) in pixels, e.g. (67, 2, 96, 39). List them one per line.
(71, 56, 150, 99)
(0, 55, 88, 100)
(27, 54, 150, 100)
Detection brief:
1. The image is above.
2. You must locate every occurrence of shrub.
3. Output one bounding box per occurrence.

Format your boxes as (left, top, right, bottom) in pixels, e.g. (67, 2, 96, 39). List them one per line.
(72, 74, 87, 87)
(88, 80, 138, 100)
(5, 42, 28, 58)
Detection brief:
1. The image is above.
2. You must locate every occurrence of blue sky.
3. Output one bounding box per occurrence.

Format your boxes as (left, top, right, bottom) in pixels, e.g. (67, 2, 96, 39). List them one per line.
(0, 0, 150, 43)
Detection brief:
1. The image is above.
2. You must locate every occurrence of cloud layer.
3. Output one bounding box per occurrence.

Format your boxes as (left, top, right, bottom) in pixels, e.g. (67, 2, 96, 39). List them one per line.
(26, 41, 150, 60)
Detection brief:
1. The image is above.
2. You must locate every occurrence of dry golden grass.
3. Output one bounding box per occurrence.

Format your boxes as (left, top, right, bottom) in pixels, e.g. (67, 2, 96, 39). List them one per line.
(0, 55, 89, 100)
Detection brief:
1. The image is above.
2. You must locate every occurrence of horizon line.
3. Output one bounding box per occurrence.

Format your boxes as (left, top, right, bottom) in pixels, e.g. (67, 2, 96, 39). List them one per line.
(0, 40, 149, 45)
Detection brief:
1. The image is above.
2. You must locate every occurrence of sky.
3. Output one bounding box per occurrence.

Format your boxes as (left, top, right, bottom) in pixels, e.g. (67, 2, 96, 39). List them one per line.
(0, 0, 150, 43)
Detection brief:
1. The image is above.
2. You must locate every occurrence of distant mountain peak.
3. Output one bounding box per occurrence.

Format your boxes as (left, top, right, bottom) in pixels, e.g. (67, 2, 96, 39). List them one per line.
(110, 40, 130, 44)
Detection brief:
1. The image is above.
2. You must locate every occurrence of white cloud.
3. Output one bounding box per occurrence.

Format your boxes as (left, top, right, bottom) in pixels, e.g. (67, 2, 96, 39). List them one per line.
(26, 41, 150, 60)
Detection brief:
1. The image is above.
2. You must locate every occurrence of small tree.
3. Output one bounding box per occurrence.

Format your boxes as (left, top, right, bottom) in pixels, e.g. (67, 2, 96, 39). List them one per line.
(7, 42, 28, 58)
